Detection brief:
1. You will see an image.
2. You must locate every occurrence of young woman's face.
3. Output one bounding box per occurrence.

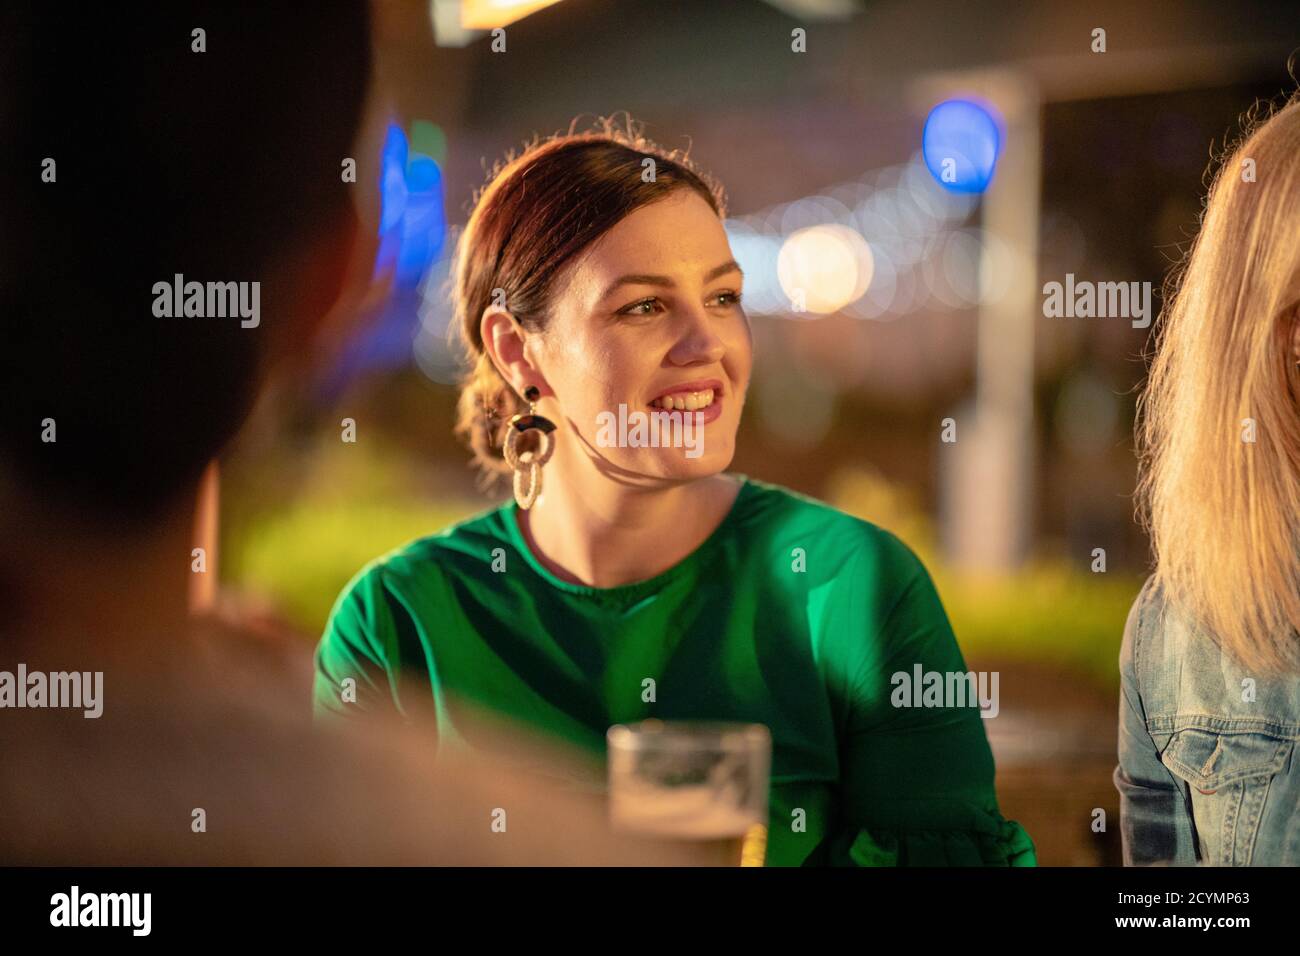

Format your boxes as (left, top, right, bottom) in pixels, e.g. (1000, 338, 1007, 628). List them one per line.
(534, 189, 752, 482)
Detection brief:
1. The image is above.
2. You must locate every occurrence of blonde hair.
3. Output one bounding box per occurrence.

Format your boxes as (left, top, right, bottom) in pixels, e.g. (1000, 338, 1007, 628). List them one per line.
(1137, 91, 1300, 673)
(448, 115, 724, 490)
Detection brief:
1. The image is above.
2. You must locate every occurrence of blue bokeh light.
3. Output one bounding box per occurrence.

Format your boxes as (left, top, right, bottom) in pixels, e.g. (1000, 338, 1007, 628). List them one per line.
(378, 122, 409, 234)
(323, 121, 448, 396)
(374, 122, 445, 287)
(922, 99, 1002, 194)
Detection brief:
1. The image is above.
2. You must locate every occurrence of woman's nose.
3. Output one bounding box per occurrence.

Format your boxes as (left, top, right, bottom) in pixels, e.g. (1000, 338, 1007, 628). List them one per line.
(667, 306, 726, 366)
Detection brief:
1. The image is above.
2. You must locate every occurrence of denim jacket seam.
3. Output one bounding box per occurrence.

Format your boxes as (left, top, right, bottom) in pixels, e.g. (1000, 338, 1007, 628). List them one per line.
(1163, 735, 1291, 782)
(1147, 714, 1300, 737)
(1134, 577, 1166, 740)
(1132, 576, 1151, 720)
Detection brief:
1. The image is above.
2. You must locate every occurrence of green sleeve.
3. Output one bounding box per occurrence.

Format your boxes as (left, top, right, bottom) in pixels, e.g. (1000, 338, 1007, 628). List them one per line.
(312, 564, 405, 724)
(829, 535, 1037, 866)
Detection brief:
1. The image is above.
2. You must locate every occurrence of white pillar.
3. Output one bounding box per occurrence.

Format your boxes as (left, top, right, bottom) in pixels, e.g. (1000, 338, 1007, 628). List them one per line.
(929, 72, 1041, 571)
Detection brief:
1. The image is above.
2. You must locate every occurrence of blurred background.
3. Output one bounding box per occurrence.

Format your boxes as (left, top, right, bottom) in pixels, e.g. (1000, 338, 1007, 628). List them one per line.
(217, 0, 1300, 864)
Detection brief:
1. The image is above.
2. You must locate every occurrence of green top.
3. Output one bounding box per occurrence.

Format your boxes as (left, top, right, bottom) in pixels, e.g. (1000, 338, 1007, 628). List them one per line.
(314, 474, 1036, 866)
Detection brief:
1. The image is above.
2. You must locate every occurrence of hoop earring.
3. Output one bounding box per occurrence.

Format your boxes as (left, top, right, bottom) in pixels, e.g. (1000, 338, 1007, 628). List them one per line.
(502, 385, 556, 510)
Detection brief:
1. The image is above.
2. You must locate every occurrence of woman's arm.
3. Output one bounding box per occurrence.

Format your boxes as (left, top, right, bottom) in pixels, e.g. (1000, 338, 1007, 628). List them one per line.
(830, 537, 1036, 866)
(313, 564, 406, 723)
(1113, 579, 1200, 865)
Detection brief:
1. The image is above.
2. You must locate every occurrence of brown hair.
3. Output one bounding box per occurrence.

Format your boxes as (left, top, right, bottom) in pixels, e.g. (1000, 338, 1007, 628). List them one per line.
(451, 115, 726, 488)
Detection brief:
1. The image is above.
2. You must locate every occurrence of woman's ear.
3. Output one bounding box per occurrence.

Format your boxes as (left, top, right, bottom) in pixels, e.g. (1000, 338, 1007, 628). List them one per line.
(1292, 307, 1300, 364)
(481, 307, 547, 395)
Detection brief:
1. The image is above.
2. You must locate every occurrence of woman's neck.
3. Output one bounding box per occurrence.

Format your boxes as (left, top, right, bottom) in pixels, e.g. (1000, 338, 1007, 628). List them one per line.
(518, 468, 742, 589)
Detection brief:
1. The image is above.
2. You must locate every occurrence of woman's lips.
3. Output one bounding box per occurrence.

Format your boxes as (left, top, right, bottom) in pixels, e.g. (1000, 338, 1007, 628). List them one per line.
(647, 393, 724, 425)
(647, 379, 724, 405)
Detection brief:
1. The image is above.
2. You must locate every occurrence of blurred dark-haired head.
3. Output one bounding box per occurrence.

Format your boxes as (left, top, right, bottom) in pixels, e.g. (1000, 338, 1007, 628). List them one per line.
(0, 2, 373, 526)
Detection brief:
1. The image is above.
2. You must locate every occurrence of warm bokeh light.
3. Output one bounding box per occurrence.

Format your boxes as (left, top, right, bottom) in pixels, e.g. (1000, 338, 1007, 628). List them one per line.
(776, 224, 874, 315)
(460, 0, 563, 30)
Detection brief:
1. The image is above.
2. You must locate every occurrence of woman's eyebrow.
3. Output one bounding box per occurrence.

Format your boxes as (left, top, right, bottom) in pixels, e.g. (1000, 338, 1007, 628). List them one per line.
(598, 260, 744, 301)
(704, 259, 744, 283)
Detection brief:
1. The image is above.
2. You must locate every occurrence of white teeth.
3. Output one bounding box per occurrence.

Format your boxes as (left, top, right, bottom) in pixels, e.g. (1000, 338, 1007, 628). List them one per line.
(650, 389, 715, 410)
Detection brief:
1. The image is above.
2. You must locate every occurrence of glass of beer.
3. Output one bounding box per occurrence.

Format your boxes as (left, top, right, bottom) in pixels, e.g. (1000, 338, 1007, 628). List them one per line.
(606, 719, 771, 866)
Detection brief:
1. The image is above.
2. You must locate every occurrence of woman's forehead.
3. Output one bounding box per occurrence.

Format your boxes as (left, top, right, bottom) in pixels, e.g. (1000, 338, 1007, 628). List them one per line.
(577, 193, 733, 280)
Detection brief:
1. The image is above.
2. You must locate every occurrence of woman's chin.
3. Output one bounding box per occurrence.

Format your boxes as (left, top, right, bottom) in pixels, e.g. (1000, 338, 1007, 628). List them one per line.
(633, 446, 735, 481)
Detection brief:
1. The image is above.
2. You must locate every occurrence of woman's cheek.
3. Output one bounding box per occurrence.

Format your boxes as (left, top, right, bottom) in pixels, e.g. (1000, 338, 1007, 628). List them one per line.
(727, 339, 754, 392)
(580, 393, 624, 442)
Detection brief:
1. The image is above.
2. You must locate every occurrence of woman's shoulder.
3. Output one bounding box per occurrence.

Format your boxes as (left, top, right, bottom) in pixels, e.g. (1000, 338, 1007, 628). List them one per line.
(1121, 574, 1225, 675)
(1120, 574, 1199, 687)
(1121, 572, 1160, 645)
(1120, 574, 1300, 728)
(735, 475, 929, 578)
(332, 500, 514, 604)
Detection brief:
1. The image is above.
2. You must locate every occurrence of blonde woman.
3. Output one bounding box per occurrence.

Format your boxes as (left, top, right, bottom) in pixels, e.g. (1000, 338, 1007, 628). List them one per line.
(1121, 92, 1300, 865)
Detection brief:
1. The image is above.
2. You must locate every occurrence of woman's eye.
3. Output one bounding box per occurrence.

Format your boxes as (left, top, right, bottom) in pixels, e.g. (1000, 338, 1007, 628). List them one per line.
(619, 297, 662, 316)
(618, 291, 742, 316)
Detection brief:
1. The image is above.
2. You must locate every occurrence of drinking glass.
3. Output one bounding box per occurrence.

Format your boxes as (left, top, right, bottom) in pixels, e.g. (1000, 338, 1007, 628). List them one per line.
(606, 719, 771, 866)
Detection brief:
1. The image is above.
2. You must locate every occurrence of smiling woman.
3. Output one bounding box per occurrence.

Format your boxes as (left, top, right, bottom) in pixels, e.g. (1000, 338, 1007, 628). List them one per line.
(452, 122, 741, 489)
(313, 115, 1036, 867)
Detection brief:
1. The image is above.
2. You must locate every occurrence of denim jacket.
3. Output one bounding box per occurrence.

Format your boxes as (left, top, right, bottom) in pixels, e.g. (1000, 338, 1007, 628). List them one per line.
(1115, 576, 1300, 865)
